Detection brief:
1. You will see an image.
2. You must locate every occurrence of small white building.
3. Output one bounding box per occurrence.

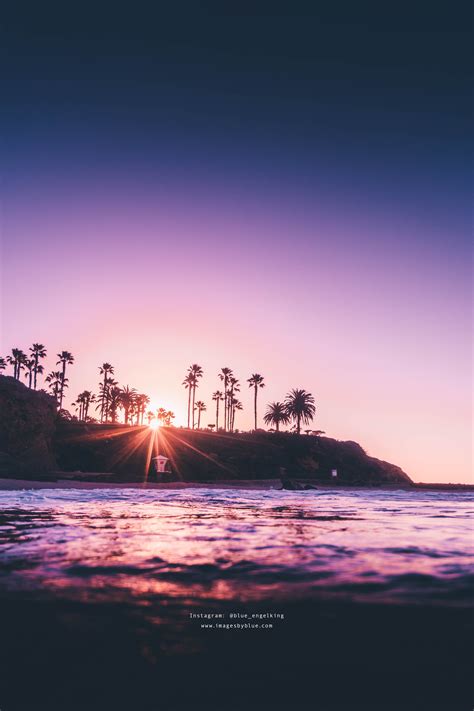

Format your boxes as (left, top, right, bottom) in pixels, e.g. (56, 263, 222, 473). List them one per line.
(153, 455, 169, 473)
(331, 468, 338, 479)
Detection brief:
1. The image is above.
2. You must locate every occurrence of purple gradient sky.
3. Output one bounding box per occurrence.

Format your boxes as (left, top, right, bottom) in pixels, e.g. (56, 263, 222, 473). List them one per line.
(1, 165, 471, 483)
(0, 5, 471, 483)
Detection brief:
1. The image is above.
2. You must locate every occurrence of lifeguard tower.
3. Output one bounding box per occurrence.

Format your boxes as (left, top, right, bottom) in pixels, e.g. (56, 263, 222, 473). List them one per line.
(153, 455, 170, 476)
(152, 454, 171, 481)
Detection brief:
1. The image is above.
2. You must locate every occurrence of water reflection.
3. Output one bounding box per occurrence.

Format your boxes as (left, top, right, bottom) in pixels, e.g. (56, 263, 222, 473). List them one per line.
(0, 488, 472, 606)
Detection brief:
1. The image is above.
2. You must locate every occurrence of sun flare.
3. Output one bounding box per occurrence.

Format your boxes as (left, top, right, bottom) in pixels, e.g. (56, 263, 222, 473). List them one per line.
(149, 420, 160, 431)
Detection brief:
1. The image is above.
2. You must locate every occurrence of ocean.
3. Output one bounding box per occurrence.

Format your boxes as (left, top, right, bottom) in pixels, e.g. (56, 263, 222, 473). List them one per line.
(0, 486, 472, 709)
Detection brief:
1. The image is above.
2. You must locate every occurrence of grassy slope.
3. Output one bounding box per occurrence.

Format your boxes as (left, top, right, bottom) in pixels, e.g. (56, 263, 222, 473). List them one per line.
(54, 423, 412, 484)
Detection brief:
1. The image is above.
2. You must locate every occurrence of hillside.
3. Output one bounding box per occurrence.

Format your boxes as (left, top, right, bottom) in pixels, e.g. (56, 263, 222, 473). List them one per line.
(54, 422, 412, 484)
(0, 377, 412, 484)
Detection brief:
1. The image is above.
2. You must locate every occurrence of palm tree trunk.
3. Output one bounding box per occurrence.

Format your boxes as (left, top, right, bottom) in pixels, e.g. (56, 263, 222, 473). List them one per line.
(187, 389, 191, 428)
(216, 401, 219, 431)
(192, 385, 196, 429)
(254, 386, 257, 430)
(59, 362, 66, 410)
(34, 355, 38, 389)
(223, 381, 227, 432)
(297, 414, 301, 434)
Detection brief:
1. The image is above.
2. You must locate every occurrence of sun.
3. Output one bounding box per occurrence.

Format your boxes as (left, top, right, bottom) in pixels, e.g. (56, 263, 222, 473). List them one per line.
(149, 420, 160, 431)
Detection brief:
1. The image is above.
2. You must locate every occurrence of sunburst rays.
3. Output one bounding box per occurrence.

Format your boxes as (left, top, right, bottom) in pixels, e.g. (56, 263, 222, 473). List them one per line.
(63, 423, 238, 484)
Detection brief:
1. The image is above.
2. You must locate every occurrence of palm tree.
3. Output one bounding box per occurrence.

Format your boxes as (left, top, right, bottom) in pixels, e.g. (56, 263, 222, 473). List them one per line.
(95, 376, 115, 423)
(99, 363, 114, 422)
(247, 373, 265, 430)
(24, 359, 35, 388)
(157, 407, 167, 426)
(56, 351, 74, 410)
(30, 344, 47, 389)
(195, 400, 206, 428)
(186, 364, 203, 429)
(182, 372, 194, 428)
(25, 359, 43, 388)
(120, 385, 136, 425)
(231, 399, 242, 431)
(83, 391, 95, 420)
(0, 356, 6, 373)
(71, 393, 84, 420)
(73, 390, 95, 421)
(218, 368, 233, 432)
(284, 389, 316, 434)
(135, 394, 150, 425)
(227, 377, 240, 431)
(212, 390, 224, 431)
(7, 349, 27, 380)
(107, 386, 122, 424)
(147, 410, 155, 425)
(263, 401, 290, 432)
(46, 370, 67, 406)
(164, 410, 175, 426)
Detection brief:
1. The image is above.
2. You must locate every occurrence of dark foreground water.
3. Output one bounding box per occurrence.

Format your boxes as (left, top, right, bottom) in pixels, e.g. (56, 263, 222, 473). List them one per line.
(0, 487, 472, 710)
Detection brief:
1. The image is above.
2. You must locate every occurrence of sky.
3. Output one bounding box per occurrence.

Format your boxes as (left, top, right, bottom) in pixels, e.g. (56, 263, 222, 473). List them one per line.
(0, 3, 472, 482)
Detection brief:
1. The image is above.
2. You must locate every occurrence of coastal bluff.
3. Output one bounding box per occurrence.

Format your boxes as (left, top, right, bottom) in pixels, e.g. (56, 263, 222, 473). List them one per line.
(0, 376, 57, 475)
(54, 422, 412, 485)
(0, 377, 411, 484)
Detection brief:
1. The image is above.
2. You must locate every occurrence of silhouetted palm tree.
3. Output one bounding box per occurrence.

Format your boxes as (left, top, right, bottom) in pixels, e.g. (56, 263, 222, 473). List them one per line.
(227, 376, 240, 431)
(157, 407, 167, 426)
(7, 349, 27, 380)
(73, 390, 95, 421)
(182, 372, 194, 428)
(46, 370, 67, 406)
(30, 344, 47, 389)
(247, 373, 265, 430)
(164, 411, 175, 426)
(135, 394, 150, 425)
(147, 410, 155, 425)
(99, 363, 114, 422)
(219, 367, 233, 432)
(120, 385, 136, 425)
(186, 364, 203, 429)
(195, 400, 206, 428)
(24, 358, 44, 389)
(263, 401, 290, 432)
(0, 357, 6, 373)
(212, 390, 224, 431)
(71, 395, 83, 420)
(231, 400, 243, 430)
(284, 389, 316, 434)
(24, 358, 36, 388)
(56, 351, 74, 410)
(107, 386, 122, 424)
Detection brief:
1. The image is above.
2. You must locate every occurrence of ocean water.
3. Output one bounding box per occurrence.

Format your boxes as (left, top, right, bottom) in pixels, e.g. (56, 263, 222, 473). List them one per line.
(0, 487, 472, 606)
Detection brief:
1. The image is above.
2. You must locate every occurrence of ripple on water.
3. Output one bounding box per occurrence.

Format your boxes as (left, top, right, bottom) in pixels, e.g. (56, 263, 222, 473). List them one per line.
(0, 487, 472, 606)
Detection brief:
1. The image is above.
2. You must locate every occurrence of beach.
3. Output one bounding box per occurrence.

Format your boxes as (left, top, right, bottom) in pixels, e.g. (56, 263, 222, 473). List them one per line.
(0, 476, 471, 491)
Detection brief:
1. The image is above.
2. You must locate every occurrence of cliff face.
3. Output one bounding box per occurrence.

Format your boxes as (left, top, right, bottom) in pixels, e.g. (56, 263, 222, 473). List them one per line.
(54, 423, 412, 484)
(0, 376, 57, 475)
